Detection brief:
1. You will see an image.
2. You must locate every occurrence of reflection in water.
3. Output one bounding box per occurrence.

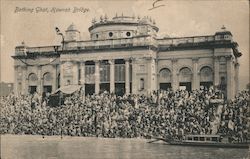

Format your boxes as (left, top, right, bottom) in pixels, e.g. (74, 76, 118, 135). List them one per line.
(1, 135, 249, 159)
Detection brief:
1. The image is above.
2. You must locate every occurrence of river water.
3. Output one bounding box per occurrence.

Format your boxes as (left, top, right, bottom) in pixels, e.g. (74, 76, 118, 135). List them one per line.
(1, 135, 249, 159)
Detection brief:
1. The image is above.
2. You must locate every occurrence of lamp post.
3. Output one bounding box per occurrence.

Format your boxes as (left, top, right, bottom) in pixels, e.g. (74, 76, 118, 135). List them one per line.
(55, 27, 65, 107)
(55, 27, 65, 51)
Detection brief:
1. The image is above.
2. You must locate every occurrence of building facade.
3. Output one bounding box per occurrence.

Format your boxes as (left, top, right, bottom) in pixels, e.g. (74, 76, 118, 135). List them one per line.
(12, 15, 242, 99)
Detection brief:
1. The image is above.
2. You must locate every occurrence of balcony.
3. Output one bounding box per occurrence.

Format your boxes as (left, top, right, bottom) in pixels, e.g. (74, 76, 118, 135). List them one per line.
(15, 34, 232, 55)
(157, 35, 215, 46)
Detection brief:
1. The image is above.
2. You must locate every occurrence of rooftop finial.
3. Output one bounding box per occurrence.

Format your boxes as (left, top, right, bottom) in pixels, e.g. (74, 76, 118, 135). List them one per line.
(104, 14, 108, 22)
(221, 25, 226, 31)
(100, 15, 103, 22)
(92, 18, 96, 24)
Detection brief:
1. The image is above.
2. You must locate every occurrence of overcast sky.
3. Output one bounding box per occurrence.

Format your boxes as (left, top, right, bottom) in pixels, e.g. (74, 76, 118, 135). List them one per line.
(1, 0, 249, 90)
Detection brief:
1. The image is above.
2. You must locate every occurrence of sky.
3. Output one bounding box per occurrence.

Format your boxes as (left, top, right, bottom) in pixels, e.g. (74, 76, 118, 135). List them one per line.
(0, 0, 249, 90)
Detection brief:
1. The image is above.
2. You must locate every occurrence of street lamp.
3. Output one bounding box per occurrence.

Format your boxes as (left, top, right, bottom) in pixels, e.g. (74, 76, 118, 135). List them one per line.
(55, 27, 65, 51)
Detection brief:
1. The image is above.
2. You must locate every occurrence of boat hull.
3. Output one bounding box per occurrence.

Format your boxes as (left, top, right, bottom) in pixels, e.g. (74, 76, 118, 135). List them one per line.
(168, 141, 249, 149)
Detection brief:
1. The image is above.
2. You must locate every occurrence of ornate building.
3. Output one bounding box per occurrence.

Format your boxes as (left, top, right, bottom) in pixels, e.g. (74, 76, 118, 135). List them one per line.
(12, 15, 242, 99)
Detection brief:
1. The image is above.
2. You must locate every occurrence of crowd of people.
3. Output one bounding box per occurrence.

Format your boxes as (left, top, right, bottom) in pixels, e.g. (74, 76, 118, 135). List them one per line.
(0, 88, 249, 143)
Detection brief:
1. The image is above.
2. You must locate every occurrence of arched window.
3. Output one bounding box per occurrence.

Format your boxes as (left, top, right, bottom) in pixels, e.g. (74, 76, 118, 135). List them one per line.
(28, 73, 38, 94)
(200, 66, 213, 82)
(28, 73, 38, 86)
(159, 68, 171, 83)
(179, 67, 192, 82)
(43, 72, 52, 83)
(43, 72, 53, 93)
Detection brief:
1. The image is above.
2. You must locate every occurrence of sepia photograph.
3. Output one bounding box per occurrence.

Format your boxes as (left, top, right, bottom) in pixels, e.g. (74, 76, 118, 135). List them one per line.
(0, 0, 249, 158)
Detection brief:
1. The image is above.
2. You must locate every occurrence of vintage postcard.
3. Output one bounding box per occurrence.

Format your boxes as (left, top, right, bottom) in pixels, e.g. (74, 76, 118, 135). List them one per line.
(0, 0, 249, 159)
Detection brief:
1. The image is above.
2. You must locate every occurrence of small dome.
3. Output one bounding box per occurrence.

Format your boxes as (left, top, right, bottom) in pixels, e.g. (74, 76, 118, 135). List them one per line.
(67, 23, 78, 31)
(215, 25, 232, 36)
(16, 41, 27, 48)
(21, 41, 25, 46)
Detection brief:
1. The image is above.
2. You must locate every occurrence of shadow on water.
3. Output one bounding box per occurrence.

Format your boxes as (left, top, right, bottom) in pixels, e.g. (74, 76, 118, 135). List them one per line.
(1, 135, 249, 159)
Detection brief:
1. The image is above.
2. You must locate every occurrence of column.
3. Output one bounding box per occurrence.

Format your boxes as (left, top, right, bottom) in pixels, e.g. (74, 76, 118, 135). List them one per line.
(156, 59, 160, 90)
(226, 56, 232, 99)
(80, 61, 85, 85)
(72, 61, 79, 85)
(60, 62, 65, 87)
(192, 58, 199, 90)
(37, 65, 42, 94)
(213, 56, 220, 88)
(52, 64, 57, 92)
(125, 59, 130, 94)
(146, 57, 152, 94)
(131, 58, 137, 94)
(171, 58, 179, 91)
(14, 66, 18, 95)
(235, 62, 240, 95)
(22, 66, 27, 94)
(95, 60, 100, 94)
(109, 59, 115, 93)
(80, 61, 85, 98)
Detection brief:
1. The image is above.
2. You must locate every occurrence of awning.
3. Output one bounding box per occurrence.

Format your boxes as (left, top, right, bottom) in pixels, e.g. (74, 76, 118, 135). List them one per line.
(53, 85, 82, 94)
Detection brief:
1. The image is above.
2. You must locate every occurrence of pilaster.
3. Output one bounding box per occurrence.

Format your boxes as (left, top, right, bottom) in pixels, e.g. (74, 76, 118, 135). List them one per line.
(95, 60, 100, 94)
(37, 65, 42, 94)
(235, 62, 240, 95)
(52, 64, 57, 92)
(60, 61, 65, 87)
(125, 59, 130, 94)
(131, 58, 137, 94)
(171, 58, 179, 91)
(109, 59, 115, 93)
(226, 55, 233, 99)
(213, 56, 220, 87)
(192, 58, 199, 90)
(80, 61, 85, 85)
(22, 66, 27, 94)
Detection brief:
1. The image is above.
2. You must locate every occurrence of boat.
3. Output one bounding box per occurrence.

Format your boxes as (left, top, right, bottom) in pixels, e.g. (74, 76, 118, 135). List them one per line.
(150, 134, 249, 149)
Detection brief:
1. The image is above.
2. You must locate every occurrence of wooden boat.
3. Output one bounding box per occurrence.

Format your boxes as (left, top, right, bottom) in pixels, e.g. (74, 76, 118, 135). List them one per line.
(150, 135, 249, 149)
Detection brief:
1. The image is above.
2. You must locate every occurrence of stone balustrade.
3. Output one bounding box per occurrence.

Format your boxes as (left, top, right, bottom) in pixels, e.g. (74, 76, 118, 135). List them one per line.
(15, 34, 231, 55)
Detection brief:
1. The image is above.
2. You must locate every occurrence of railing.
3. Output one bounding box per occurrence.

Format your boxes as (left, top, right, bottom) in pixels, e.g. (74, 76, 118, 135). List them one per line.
(15, 35, 218, 54)
(157, 35, 215, 46)
(76, 36, 152, 49)
(27, 46, 61, 53)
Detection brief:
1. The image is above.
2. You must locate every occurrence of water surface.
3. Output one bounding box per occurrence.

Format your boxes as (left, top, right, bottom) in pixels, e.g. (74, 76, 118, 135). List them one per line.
(1, 135, 249, 159)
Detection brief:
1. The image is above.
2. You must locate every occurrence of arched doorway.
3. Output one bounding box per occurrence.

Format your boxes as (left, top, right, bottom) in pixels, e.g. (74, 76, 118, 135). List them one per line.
(100, 60, 110, 93)
(43, 72, 53, 93)
(115, 59, 125, 96)
(159, 68, 172, 90)
(85, 61, 95, 95)
(179, 67, 192, 91)
(200, 66, 213, 90)
(28, 73, 38, 94)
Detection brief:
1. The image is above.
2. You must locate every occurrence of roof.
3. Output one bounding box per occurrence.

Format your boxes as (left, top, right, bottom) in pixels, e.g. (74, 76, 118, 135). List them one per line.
(66, 23, 79, 32)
